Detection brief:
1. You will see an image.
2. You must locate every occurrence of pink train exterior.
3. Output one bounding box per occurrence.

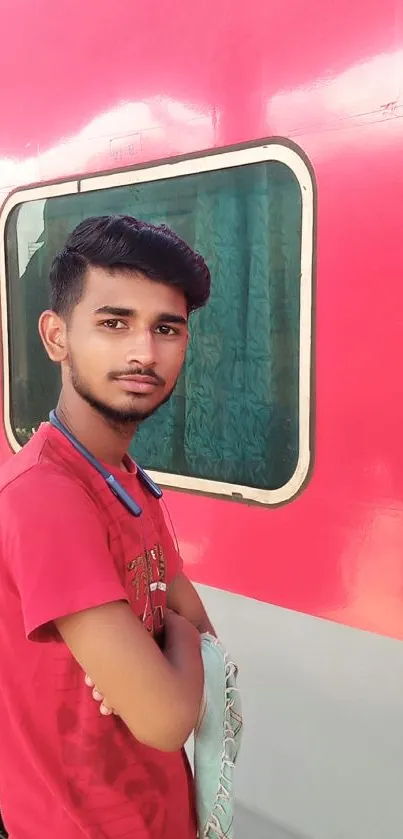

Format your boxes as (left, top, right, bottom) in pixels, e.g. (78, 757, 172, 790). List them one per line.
(0, 1, 403, 837)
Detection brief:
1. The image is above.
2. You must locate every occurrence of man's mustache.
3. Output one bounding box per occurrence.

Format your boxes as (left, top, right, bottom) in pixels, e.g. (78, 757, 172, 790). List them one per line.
(108, 367, 165, 386)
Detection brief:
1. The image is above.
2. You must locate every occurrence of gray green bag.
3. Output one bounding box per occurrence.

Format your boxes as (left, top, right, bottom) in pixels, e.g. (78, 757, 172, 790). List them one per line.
(194, 634, 243, 838)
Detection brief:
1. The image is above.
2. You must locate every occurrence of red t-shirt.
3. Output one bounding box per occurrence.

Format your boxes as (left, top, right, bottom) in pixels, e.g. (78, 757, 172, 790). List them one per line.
(0, 423, 196, 839)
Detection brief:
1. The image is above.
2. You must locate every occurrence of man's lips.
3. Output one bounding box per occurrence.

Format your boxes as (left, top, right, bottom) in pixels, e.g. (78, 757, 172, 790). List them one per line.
(115, 374, 160, 394)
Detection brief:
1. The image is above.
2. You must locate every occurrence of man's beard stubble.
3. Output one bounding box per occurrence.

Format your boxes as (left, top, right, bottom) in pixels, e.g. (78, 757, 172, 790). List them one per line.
(68, 357, 177, 427)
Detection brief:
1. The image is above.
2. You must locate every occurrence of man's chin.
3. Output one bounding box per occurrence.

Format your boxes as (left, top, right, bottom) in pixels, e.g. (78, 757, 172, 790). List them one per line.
(121, 394, 167, 420)
(120, 386, 176, 422)
(103, 402, 160, 424)
(97, 394, 169, 425)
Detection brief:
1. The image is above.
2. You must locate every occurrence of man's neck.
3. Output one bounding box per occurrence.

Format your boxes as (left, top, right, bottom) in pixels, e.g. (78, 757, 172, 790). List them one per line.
(55, 392, 137, 468)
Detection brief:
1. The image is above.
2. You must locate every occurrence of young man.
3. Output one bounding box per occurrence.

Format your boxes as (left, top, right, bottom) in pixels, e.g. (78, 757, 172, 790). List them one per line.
(0, 215, 215, 839)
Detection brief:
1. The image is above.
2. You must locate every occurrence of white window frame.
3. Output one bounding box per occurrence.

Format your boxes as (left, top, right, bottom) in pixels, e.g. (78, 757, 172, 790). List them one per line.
(0, 142, 314, 505)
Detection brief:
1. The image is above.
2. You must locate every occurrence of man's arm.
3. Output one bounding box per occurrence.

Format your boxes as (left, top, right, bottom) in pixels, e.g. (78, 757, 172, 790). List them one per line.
(86, 574, 213, 721)
(167, 571, 216, 636)
(57, 604, 203, 752)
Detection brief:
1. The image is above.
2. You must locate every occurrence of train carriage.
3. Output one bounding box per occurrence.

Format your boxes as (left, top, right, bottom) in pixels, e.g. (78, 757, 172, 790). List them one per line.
(0, 1, 403, 837)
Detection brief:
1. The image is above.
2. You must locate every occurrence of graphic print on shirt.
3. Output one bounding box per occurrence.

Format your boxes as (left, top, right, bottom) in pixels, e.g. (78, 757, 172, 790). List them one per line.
(127, 543, 167, 637)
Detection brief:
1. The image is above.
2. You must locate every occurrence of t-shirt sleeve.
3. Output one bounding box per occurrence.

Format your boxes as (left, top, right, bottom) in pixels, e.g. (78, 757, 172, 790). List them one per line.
(0, 465, 128, 641)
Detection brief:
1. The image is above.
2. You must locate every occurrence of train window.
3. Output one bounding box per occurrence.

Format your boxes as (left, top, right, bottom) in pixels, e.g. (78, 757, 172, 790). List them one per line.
(2, 145, 313, 503)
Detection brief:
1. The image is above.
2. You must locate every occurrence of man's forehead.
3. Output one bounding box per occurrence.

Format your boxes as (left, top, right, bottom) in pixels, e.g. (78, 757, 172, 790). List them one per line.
(80, 265, 188, 315)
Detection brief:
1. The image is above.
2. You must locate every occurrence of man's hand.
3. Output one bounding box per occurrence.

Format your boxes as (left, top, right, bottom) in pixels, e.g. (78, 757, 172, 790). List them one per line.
(163, 606, 201, 653)
(167, 573, 216, 636)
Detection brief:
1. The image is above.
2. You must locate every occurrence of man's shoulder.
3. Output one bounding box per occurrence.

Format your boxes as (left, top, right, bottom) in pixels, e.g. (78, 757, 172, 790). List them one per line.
(0, 425, 90, 501)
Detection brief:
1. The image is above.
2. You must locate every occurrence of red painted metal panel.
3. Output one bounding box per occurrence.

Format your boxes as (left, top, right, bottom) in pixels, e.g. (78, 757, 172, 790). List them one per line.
(0, 0, 402, 638)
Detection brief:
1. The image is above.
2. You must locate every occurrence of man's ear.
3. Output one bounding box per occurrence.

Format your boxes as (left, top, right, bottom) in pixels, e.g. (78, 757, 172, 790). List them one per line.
(38, 310, 68, 362)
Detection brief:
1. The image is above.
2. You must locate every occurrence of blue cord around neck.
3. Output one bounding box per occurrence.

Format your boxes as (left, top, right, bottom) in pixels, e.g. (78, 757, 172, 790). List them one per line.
(49, 410, 162, 518)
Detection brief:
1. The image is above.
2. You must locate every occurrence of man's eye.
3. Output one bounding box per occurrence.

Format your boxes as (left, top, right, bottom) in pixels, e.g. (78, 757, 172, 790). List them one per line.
(101, 319, 126, 329)
(156, 325, 177, 336)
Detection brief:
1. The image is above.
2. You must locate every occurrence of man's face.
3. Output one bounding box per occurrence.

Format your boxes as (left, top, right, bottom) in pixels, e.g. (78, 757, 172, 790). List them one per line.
(60, 266, 188, 424)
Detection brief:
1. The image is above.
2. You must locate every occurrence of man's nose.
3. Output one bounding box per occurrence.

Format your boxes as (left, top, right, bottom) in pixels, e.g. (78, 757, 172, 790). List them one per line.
(124, 330, 155, 369)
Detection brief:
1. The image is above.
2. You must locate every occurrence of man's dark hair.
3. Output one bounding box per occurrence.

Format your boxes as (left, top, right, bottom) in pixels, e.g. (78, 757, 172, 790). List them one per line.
(49, 215, 211, 317)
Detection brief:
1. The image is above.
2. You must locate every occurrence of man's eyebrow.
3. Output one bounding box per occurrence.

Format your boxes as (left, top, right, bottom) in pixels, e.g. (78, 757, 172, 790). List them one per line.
(157, 312, 188, 325)
(94, 306, 134, 317)
(93, 306, 187, 325)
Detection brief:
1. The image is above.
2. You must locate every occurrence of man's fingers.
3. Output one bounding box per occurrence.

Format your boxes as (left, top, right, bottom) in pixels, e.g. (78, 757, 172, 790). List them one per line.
(84, 674, 116, 715)
(84, 675, 103, 702)
(92, 687, 104, 702)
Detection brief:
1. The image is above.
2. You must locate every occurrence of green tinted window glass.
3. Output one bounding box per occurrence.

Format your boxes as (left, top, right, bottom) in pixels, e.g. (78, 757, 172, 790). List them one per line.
(6, 161, 302, 490)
